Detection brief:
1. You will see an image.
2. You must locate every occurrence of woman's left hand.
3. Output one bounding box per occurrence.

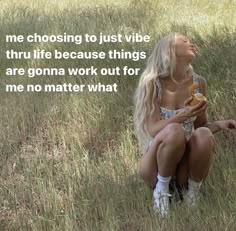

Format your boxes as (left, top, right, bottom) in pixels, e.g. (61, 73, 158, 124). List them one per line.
(216, 119, 236, 132)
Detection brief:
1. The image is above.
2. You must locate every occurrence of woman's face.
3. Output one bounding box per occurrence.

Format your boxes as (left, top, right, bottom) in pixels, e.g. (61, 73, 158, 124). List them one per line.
(174, 34, 196, 62)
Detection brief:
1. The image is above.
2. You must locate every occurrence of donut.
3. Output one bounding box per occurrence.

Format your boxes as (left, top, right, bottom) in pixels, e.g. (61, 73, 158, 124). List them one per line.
(188, 83, 207, 106)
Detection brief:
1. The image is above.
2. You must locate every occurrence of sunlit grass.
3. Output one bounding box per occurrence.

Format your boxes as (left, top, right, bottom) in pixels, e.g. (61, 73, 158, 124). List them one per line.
(0, 0, 236, 230)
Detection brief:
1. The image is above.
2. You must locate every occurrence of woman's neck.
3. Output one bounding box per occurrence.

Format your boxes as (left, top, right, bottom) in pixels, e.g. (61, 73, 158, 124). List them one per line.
(173, 60, 191, 83)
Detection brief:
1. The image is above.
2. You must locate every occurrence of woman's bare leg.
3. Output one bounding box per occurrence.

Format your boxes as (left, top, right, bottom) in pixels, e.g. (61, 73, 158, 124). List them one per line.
(188, 127, 215, 181)
(139, 123, 186, 189)
(176, 127, 215, 185)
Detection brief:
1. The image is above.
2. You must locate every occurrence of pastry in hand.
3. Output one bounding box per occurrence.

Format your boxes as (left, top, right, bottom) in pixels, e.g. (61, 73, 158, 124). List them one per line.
(188, 83, 207, 106)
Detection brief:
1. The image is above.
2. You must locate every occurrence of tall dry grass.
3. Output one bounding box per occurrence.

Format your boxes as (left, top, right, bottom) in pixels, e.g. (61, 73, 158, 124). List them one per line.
(0, 0, 236, 230)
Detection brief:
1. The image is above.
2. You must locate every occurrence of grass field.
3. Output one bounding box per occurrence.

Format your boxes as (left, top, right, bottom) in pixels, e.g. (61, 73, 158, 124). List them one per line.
(0, 0, 236, 230)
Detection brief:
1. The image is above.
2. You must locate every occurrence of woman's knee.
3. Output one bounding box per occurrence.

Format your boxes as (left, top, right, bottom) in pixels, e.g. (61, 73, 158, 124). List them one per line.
(162, 123, 186, 147)
(188, 128, 215, 165)
(191, 127, 215, 152)
(153, 123, 186, 162)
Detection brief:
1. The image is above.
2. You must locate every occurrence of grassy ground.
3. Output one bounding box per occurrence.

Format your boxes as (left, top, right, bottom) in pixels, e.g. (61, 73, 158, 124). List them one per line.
(0, 0, 236, 230)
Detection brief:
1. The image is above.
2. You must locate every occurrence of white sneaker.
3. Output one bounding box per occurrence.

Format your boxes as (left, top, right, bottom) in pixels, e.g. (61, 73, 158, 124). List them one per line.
(186, 179, 202, 207)
(153, 190, 172, 217)
(186, 187, 200, 207)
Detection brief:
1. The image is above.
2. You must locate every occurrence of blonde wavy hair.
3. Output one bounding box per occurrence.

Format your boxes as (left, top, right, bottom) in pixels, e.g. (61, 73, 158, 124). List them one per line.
(133, 32, 193, 153)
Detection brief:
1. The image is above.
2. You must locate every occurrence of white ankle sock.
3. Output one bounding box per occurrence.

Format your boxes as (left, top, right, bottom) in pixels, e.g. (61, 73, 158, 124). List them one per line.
(154, 174, 171, 193)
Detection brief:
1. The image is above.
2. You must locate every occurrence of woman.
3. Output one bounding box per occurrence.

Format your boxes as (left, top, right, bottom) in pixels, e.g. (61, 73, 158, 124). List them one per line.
(133, 32, 236, 217)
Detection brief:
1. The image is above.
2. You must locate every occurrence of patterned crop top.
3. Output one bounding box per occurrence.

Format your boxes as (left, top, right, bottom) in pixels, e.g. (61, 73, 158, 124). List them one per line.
(145, 73, 201, 152)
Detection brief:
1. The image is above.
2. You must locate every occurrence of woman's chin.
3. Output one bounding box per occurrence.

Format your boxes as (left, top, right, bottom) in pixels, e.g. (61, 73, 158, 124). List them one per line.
(187, 53, 195, 62)
(190, 50, 196, 57)
(176, 53, 195, 63)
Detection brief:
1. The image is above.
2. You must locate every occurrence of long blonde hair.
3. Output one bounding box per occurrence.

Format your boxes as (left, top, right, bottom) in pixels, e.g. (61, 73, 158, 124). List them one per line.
(133, 32, 192, 153)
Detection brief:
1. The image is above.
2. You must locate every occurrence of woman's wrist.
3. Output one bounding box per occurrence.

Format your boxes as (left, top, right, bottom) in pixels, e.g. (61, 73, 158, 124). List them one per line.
(177, 109, 192, 121)
(202, 121, 221, 134)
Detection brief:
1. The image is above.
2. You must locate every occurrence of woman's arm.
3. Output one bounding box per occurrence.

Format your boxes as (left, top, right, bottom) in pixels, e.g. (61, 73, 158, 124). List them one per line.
(202, 120, 236, 134)
(193, 76, 210, 130)
(193, 76, 218, 133)
(146, 87, 208, 138)
(194, 76, 236, 133)
(146, 105, 190, 138)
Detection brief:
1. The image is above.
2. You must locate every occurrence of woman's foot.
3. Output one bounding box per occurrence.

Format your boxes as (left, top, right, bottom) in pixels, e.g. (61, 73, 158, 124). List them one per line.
(153, 188, 172, 217)
(185, 178, 202, 207)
